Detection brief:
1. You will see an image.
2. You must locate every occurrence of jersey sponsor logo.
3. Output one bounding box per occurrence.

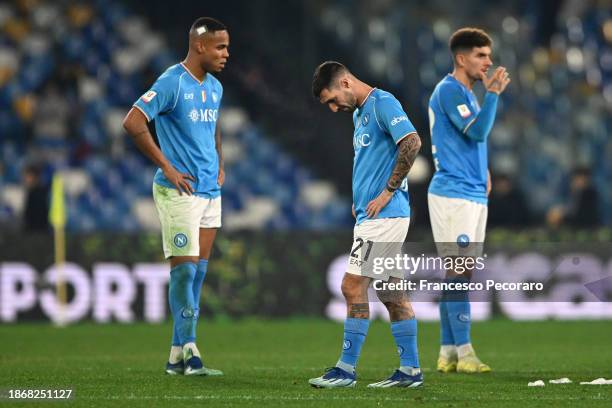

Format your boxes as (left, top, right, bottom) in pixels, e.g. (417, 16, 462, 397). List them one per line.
(201, 90, 207, 103)
(184, 93, 194, 100)
(390, 115, 408, 126)
(141, 90, 157, 103)
(457, 104, 471, 118)
(189, 108, 219, 123)
(361, 113, 369, 126)
(212, 91, 218, 103)
(173, 233, 188, 248)
(353, 133, 371, 150)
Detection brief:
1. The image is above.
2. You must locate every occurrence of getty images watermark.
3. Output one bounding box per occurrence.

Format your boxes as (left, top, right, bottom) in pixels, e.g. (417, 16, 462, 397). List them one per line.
(367, 253, 545, 293)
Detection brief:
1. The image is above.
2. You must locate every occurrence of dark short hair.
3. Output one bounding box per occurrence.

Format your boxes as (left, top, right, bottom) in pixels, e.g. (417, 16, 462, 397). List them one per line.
(312, 61, 349, 98)
(190, 17, 227, 35)
(449, 27, 492, 55)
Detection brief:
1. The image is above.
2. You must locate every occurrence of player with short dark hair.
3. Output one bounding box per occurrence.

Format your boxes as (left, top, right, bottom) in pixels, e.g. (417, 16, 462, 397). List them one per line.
(122, 17, 229, 376)
(309, 61, 423, 388)
(427, 27, 510, 374)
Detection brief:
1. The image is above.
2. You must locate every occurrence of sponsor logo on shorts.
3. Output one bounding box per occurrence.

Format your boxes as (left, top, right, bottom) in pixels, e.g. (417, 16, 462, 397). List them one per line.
(456, 234, 470, 248)
(174, 233, 188, 248)
(141, 90, 157, 103)
(362, 113, 369, 126)
(343, 340, 352, 350)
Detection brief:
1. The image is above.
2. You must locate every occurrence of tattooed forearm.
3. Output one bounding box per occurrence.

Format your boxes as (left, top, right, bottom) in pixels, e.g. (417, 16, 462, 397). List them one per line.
(387, 133, 421, 190)
(348, 303, 370, 319)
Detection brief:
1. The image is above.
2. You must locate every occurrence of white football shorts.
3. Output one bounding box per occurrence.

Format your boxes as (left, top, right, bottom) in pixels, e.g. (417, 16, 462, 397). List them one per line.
(152, 183, 222, 259)
(346, 217, 410, 281)
(428, 193, 487, 257)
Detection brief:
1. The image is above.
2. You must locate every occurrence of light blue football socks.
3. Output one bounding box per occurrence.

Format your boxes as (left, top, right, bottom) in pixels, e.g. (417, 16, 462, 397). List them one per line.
(391, 319, 420, 372)
(171, 259, 208, 347)
(193, 259, 208, 320)
(169, 262, 197, 346)
(444, 277, 471, 346)
(439, 300, 455, 346)
(336, 318, 370, 374)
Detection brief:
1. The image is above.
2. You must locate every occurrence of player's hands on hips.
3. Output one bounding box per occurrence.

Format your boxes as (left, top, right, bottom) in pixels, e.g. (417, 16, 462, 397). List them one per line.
(162, 164, 195, 195)
(481, 66, 510, 95)
(217, 167, 225, 187)
(366, 190, 393, 219)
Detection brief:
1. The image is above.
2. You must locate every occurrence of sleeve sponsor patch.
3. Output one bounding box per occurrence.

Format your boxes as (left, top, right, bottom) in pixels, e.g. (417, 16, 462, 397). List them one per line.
(141, 90, 157, 103)
(457, 104, 471, 118)
(390, 115, 408, 126)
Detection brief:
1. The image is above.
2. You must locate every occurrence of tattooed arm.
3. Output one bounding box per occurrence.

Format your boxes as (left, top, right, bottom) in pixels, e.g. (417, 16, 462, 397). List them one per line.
(365, 132, 422, 218)
(386, 132, 422, 191)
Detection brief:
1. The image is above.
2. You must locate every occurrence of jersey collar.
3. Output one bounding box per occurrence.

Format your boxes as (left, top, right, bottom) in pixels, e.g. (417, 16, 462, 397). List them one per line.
(180, 62, 205, 85)
(359, 87, 376, 108)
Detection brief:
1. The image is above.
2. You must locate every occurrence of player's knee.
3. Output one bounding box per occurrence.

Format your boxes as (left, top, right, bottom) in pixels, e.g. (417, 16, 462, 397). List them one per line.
(341, 277, 365, 302)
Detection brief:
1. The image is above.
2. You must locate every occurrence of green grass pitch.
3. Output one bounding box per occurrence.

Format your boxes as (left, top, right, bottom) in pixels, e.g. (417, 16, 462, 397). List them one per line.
(0, 319, 611, 407)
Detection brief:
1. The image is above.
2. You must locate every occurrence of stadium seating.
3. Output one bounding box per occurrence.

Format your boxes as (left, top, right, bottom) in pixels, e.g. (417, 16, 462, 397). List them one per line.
(0, 0, 351, 231)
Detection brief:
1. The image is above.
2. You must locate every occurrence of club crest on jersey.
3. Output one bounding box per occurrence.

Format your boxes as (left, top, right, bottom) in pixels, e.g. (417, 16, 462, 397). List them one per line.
(201, 90, 207, 103)
(362, 113, 369, 126)
(457, 104, 471, 118)
(212, 91, 218, 103)
(141, 90, 157, 103)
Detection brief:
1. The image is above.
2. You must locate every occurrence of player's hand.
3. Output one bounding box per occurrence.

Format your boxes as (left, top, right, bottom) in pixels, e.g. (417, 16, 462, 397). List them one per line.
(481, 66, 510, 95)
(217, 167, 225, 187)
(487, 171, 492, 197)
(366, 190, 393, 219)
(351, 204, 356, 219)
(162, 165, 195, 195)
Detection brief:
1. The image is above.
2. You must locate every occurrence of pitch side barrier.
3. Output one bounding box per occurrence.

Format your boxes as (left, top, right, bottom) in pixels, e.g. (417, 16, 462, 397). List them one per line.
(0, 232, 611, 322)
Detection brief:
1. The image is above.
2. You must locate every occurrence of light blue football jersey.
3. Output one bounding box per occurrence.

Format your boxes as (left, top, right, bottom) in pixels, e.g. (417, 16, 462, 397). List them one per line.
(352, 88, 417, 225)
(428, 74, 488, 204)
(133, 63, 223, 198)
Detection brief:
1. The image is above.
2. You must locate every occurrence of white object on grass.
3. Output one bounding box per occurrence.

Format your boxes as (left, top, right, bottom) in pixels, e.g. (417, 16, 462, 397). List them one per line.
(549, 378, 572, 384)
(580, 378, 612, 385)
(528, 380, 545, 387)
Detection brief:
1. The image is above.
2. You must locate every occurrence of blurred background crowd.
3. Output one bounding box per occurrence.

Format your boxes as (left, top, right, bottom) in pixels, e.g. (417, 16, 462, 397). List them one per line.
(0, 0, 610, 234)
